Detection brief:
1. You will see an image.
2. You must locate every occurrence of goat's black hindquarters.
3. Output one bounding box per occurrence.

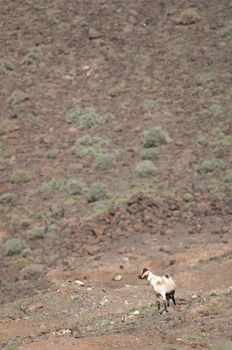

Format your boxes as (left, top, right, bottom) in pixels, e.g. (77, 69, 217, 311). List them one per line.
(166, 290, 176, 306)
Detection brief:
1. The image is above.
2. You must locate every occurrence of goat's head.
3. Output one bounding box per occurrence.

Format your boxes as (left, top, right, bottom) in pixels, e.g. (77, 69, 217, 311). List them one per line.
(138, 267, 149, 279)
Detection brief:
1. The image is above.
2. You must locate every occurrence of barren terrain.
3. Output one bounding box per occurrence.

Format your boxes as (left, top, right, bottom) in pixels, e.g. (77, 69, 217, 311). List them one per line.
(0, 0, 232, 349)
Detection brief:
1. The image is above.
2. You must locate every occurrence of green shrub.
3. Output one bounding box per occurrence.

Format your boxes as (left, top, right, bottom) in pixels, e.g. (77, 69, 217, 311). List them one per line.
(224, 171, 232, 183)
(66, 107, 97, 130)
(143, 126, 171, 148)
(66, 179, 86, 195)
(95, 154, 115, 171)
(46, 149, 58, 159)
(72, 136, 107, 157)
(143, 99, 162, 112)
(0, 162, 6, 171)
(11, 170, 31, 184)
(197, 160, 218, 175)
(87, 183, 108, 202)
(9, 90, 27, 105)
(28, 227, 45, 240)
(66, 107, 114, 130)
(3, 239, 26, 256)
(135, 160, 157, 177)
(21, 48, 42, 66)
(141, 149, 159, 160)
(40, 179, 62, 192)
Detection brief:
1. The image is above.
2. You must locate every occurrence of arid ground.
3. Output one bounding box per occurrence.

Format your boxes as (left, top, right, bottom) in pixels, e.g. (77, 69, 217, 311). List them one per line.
(0, 0, 232, 349)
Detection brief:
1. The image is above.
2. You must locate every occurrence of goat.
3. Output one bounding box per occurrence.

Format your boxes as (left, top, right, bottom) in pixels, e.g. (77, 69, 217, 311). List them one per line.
(138, 267, 176, 314)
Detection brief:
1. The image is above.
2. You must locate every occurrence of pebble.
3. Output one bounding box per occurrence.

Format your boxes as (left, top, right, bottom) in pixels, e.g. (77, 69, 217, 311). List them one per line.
(56, 329, 72, 336)
(112, 274, 122, 281)
(74, 280, 85, 287)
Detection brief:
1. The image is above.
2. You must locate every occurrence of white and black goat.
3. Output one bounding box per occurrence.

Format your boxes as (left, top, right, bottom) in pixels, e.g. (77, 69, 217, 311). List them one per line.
(138, 267, 176, 314)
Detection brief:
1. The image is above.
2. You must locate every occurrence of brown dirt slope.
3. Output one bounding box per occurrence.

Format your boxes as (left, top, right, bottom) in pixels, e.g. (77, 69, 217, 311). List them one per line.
(0, 0, 232, 349)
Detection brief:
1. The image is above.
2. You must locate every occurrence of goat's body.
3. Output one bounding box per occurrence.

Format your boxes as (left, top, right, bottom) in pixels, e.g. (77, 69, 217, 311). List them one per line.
(138, 268, 176, 314)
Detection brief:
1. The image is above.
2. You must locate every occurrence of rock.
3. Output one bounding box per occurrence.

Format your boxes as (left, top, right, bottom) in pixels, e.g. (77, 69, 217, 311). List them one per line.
(88, 27, 103, 39)
(173, 9, 201, 25)
(56, 329, 72, 336)
(74, 280, 85, 287)
(0, 193, 14, 204)
(112, 274, 122, 281)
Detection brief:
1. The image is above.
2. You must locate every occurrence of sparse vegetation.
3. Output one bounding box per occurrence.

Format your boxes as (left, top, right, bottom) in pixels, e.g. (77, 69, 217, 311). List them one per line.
(72, 135, 107, 158)
(197, 160, 218, 175)
(87, 183, 108, 202)
(9, 90, 28, 105)
(21, 48, 42, 66)
(143, 99, 163, 112)
(66, 107, 115, 130)
(11, 170, 31, 184)
(94, 154, 115, 171)
(143, 126, 172, 148)
(3, 239, 27, 256)
(135, 160, 157, 177)
(200, 104, 223, 120)
(66, 179, 86, 195)
(28, 227, 45, 240)
(20, 264, 44, 279)
(224, 171, 232, 183)
(141, 149, 159, 160)
(46, 149, 58, 159)
(40, 179, 62, 192)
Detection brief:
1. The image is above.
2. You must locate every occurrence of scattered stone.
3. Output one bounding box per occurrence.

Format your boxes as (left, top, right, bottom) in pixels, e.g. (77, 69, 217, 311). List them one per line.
(112, 274, 122, 281)
(191, 294, 198, 299)
(88, 27, 103, 39)
(173, 9, 201, 25)
(56, 329, 72, 336)
(131, 310, 140, 315)
(74, 280, 85, 287)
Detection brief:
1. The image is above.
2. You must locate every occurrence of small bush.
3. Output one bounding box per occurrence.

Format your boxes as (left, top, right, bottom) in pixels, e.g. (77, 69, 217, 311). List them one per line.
(0, 192, 13, 204)
(87, 183, 108, 202)
(135, 160, 157, 177)
(141, 149, 159, 160)
(46, 149, 58, 159)
(9, 90, 27, 105)
(11, 170, 31, 184)
(21, 48, 42, 66)
(143, 99, 162, 112)
(224, 171, 232, 183)
(20, 264, 44, 279)
(197, 160, 218, 175)
(72, 136, 107, 157)
(28, 227, 45, 240)
(3, 239, 26, 256)
(95, 154, 115, 171)
(143, 126, 171, 148)
(40, 179, 62, 192)
(66, 107, 114, 129)
(66, 179, 86, 195)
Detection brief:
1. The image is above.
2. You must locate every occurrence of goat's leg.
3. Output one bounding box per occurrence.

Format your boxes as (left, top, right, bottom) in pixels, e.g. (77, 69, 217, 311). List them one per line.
(159, 293, 168, 314)
(166, 294, 170, 307)
(156, 298, 161, 312)
(171, 291, 176, 305)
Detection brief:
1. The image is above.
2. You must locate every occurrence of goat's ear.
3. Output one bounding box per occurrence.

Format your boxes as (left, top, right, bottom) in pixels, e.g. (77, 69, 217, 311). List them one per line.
(142, 267, 148, 273)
